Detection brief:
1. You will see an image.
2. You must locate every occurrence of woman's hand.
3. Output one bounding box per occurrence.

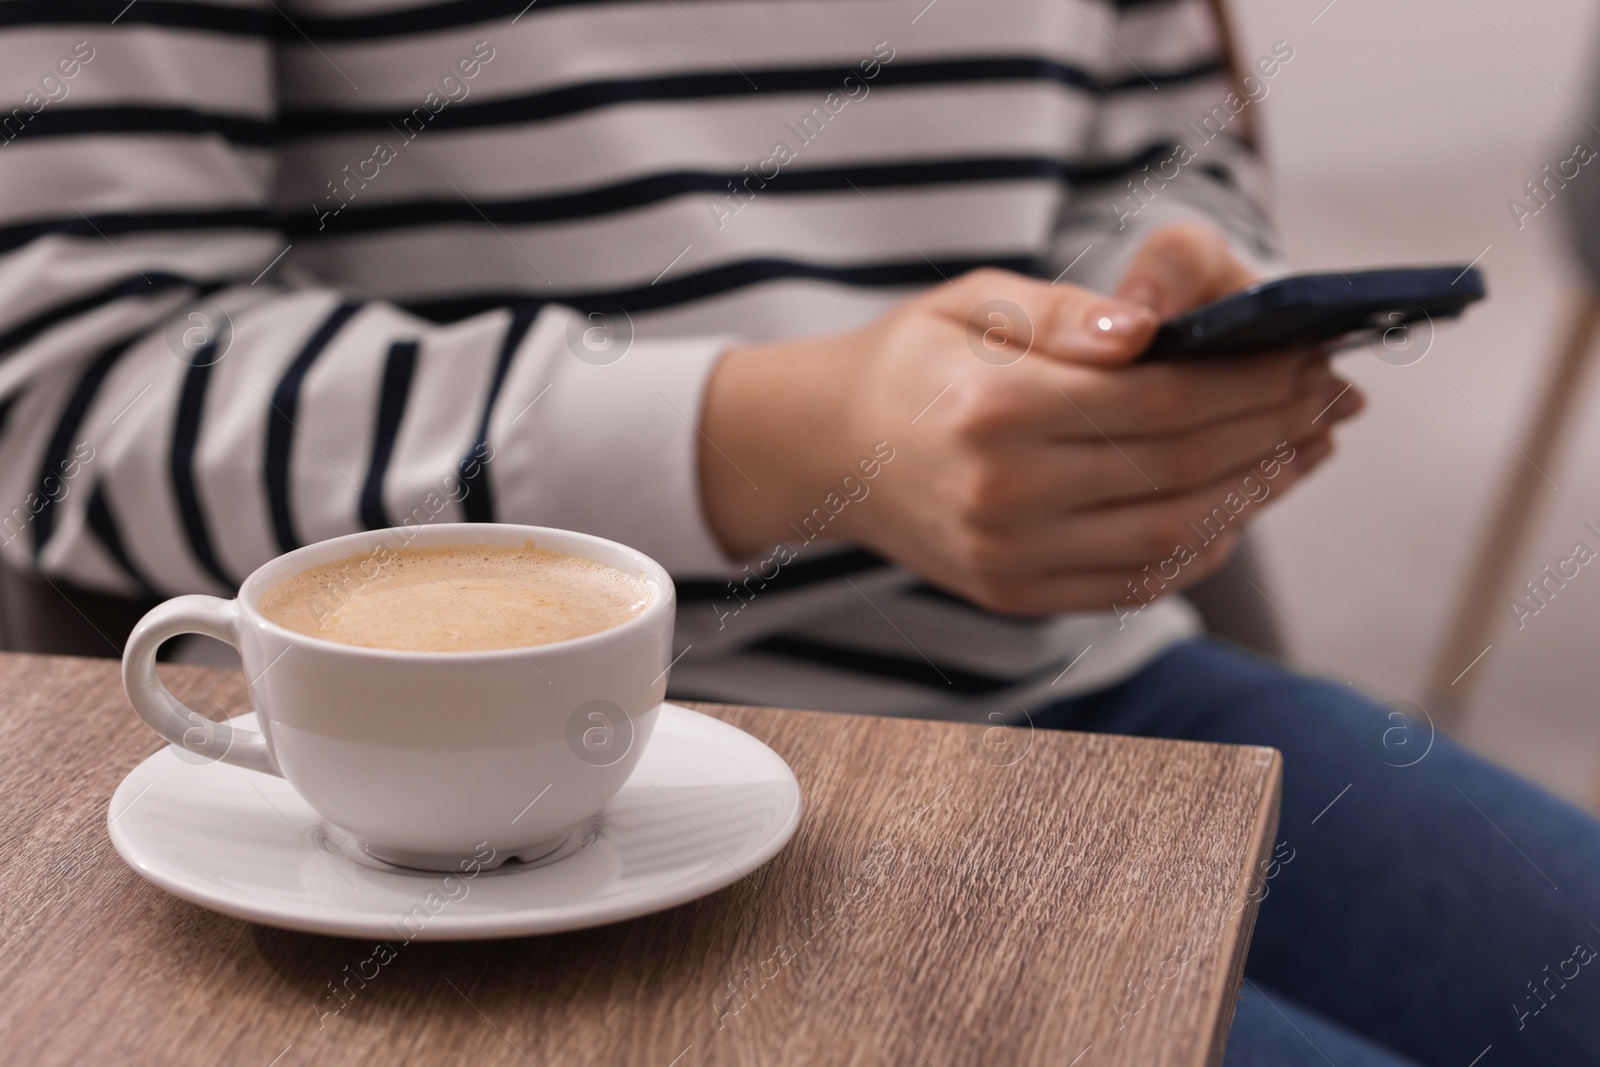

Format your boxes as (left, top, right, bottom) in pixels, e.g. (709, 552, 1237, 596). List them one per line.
(699, 225, 1361, 615)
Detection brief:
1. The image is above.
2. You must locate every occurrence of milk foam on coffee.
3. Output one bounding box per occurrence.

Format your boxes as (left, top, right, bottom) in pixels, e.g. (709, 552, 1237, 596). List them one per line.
(257, 543, 651, 652)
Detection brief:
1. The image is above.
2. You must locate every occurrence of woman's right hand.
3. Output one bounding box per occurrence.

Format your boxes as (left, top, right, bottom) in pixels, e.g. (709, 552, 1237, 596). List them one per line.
(699, 265, 1359, 616)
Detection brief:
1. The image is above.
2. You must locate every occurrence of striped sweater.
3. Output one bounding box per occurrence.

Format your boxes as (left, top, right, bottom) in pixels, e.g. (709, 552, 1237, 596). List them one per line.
(0, 0, 1281, 721)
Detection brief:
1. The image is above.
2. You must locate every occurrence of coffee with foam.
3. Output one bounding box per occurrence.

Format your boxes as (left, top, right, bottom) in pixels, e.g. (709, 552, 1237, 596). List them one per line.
(258, 542, 651, 652)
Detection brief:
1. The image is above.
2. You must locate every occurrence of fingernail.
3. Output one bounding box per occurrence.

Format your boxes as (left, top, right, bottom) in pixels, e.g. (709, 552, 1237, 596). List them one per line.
(1068, 302, 1157, 350)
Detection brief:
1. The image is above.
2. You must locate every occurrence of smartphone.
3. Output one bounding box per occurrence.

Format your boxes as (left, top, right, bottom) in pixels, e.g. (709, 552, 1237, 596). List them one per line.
(1137, 266, 1487, 363)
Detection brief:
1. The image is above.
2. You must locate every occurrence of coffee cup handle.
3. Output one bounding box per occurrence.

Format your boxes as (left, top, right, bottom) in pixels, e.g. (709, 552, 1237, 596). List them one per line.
(122, 595, 282, 777)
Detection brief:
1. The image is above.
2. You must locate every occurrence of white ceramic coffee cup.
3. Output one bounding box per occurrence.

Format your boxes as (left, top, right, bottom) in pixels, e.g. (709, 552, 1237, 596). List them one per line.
(121, 523, 674, 871)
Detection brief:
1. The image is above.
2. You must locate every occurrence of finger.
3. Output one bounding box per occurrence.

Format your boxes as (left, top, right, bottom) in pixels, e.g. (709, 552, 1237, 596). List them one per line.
(942, 530, 1244, 617)
(1057, 433, 1333, 567)
(1068, 377, 1360, 506)
(979, 348, 1335, 441)
(959, 434, 1334, 573)
(1114, 222, 1258, 317)
(925, 267, 1160, 368)
(958, 380, 1355, 528)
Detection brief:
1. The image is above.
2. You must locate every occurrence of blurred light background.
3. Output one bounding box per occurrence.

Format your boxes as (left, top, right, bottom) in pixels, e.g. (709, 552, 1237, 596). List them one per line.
(1230, 0, 1600, 802)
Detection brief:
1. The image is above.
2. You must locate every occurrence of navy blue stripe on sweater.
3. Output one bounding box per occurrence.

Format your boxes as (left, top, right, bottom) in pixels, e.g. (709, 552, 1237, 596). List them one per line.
(751, 632, 1084, 696)
(170, 343, 236, 589)
(458, 305, 538, 522)
(675, 548, 891, 601)
(0, 208, 275, 257)
(278, 57, 1221, 139)
(32, 333, 140, 557)
(0, 0, 1188, 41)
(291, 148, 1176, 237)
(8, 146, 1179, 253)
(297, 0, 1183, 42)
(0, 273, 202, 361)
(402, 253, 1039, 322)
(359, 338, 420, 530)
(2, 62, 1211, 153)
(0, 1, 272, 34)
(264, 300, 365, 552)
(3, 107, 273, 149)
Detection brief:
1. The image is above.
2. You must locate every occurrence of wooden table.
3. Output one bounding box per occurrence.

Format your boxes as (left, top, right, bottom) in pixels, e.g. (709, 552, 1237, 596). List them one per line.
(0, 652, 1280, 1066)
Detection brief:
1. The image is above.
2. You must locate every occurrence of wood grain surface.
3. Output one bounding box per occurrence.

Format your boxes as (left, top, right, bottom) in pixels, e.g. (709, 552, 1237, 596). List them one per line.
(0, 652, 1280, 1067)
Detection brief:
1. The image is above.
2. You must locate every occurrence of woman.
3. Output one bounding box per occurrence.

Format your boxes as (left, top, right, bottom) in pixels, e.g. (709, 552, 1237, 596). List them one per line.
(0, 0, 1592, 1061)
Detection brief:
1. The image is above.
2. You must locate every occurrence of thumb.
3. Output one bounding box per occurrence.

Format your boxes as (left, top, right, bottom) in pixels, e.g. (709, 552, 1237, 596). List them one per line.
(1041, 294, 1161, 367)
(932, 270, 1159, 367)
(1115, 222, 1257, 318)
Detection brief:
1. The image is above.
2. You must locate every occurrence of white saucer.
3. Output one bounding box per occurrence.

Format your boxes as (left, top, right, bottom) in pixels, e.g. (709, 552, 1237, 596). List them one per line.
(107, 704, 801, 940)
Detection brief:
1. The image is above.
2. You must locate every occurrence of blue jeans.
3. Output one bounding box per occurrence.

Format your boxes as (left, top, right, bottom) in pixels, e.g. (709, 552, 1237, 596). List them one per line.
(1035, 638, 1600, 1067)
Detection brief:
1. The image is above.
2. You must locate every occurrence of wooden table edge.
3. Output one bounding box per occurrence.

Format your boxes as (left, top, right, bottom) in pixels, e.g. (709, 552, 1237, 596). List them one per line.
(1197, 747, 1283, 1067)
(686, 697, 1284, 1067)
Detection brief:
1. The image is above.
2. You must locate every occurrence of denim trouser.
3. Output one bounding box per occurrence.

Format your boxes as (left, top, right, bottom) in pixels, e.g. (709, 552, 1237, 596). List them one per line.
(1035, 638, 1600, 1067)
